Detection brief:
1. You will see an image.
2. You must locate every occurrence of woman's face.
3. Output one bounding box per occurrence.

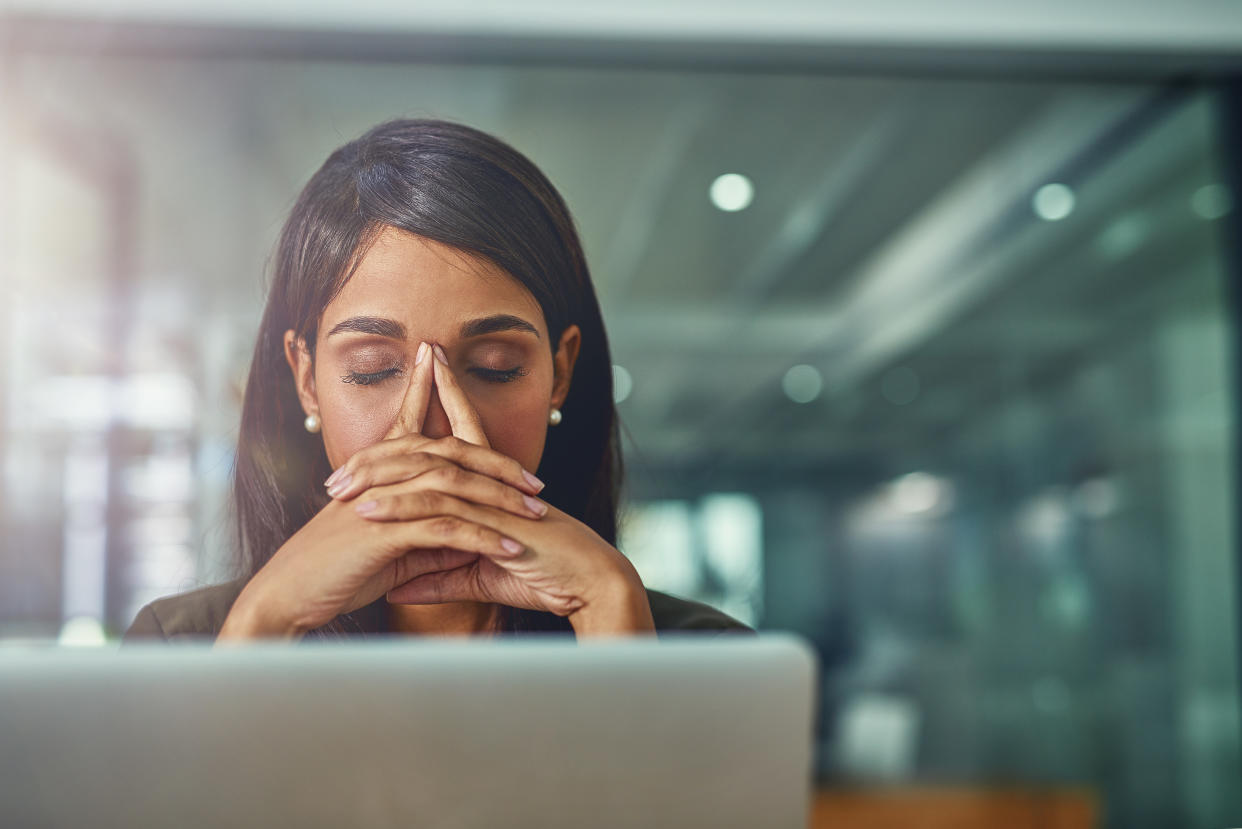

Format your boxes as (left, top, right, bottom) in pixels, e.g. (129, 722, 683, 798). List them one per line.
(284, 226, 580, 473)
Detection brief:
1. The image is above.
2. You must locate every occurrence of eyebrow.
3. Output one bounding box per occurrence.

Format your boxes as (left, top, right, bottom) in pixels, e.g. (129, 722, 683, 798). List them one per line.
(326, 316, 407, 339)
(459, 314, 540, 340)
(325, 314, 539, 341)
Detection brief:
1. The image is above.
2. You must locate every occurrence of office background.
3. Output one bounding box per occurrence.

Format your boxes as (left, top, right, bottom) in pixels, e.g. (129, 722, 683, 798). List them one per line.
(0, 2, 1239, 827)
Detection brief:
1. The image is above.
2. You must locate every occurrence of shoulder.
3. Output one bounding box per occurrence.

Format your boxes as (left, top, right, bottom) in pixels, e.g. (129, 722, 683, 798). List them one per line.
(644, 589, 755, 635)
(123, 579, 248, 642)
(122, 581, 752, 640)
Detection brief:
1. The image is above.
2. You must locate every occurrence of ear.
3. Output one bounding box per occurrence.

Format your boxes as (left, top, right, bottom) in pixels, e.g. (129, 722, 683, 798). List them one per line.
(283, 329, 319, 418)
(550, 324, 582, 410)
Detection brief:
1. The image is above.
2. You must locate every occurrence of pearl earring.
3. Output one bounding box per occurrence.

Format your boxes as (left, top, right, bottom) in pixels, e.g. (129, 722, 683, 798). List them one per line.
(548, 408, 562, 426)
(304, 413, 321, 433)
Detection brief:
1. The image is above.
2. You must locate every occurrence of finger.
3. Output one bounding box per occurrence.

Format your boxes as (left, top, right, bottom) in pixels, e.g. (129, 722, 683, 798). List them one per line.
(362, 492, 527, 559)
(328, 434, 543, 497)
(336, 459, 548, 518)
(423, 436, 543, 495)
(385, 341, 434, 440)
(386, 563, 487, 606)
(327, 451, 446, 501)
(356, 486, 535, 538)
(432, 347, 489, 448)
(387, 547, 480, 592)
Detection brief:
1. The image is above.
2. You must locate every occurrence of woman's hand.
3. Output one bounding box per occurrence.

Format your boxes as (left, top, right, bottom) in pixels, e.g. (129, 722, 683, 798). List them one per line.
(217, 343, 548, 641)
(331, 346, 655, 637)
(217, 496, 524, 641)
(381, 499, 655, 636)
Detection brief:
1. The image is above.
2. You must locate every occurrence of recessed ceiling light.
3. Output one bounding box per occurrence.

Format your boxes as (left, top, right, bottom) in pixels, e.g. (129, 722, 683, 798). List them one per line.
(710, 173, 754, 212)
(892, 472, 951, 515)
(1032, 183, 1075, 221)
(782, 364, 822, 403)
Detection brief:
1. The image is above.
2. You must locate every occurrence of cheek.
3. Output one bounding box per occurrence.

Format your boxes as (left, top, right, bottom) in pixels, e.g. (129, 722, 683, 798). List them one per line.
(473, 386, 551, 473)
(315, 378, 397, 469)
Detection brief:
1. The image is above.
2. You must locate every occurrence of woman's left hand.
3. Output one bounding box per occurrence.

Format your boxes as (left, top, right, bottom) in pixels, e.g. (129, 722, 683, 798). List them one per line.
(385, 498, 652, 636)
(333, 352, 656, 637)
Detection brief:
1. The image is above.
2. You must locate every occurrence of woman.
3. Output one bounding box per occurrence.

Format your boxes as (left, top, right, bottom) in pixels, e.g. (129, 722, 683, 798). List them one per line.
(125, 119, 747, 641)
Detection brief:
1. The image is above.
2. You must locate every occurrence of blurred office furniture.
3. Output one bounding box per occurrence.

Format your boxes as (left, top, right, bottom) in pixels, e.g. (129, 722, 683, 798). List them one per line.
(811, 787, 1096, 829)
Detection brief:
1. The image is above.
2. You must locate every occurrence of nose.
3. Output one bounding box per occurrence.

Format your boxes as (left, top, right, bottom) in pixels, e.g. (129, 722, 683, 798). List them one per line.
(419, 388, 453, 439)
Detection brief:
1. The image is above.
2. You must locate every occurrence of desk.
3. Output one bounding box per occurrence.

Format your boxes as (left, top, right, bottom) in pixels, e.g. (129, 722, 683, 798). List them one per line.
(811, 787, 1097, 829)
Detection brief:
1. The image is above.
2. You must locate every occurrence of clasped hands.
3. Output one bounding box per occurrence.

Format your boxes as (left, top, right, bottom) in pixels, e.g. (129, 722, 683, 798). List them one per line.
(219, 341, 654, 641)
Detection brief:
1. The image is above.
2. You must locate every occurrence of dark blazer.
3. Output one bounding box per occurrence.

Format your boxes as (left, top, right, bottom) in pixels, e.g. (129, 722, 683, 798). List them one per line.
(124, 579, 753, 641)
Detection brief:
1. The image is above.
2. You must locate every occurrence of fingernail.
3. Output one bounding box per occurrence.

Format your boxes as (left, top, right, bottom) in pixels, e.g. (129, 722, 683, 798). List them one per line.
(355, 500, 378, 515)
(500, 537, 524, 554)
(415, 341, 429, 366)
(326, 473, 353, 497)
(433, 344, 448, 365)
(522, 470, 545, 493)
(325, 467, 344, 487)
(523, 495, 548, 517)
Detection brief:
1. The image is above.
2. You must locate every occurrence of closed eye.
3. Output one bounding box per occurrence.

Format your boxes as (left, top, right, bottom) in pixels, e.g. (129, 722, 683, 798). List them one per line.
(469, 367, 529, 384)
(341, 368, 402, 386)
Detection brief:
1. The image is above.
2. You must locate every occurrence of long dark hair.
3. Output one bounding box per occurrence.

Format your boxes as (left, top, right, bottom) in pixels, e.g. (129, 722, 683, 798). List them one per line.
(232, 119, 621, 634)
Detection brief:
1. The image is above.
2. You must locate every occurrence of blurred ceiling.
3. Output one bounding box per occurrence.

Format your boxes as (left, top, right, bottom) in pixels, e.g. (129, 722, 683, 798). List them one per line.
(5, 0, 1242, 54)
(2, 34, 1233, 483)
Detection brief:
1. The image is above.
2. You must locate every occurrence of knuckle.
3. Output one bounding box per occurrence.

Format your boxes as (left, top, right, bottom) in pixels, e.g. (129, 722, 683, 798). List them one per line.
(430, 516, 460, 538)
(438, 435, 467, 454)
(400, 433, 427, 449)
(407, 490, 437, 515)
(421, 490, 448, 512)
(506, 459, 524, 482)
(393, 492, 427, 515)
(362, 516, 390, 541)
(426, 463, 455, 483)
(390, 436, 417, 455)
(425, 464, 467, 491)
(356, 448, 387, 469)
(378, 435, 405, 454)
(408, 452, 439, 475)
(422, 464, 449, 484)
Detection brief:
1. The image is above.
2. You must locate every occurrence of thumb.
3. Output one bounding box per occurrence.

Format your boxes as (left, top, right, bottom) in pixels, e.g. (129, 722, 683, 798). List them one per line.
(385, 341, 435, 439)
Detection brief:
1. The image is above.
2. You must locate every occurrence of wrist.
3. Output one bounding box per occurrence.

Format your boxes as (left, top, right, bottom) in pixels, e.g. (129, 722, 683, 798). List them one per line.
(569, 562, 656, 638)
(216, 580, 306, 643)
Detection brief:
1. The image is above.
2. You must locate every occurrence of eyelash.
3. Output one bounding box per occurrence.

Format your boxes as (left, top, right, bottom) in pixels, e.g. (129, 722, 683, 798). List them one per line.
(340, 366, 528, 386)
(469, 367, 529, 384)
(341, 368, 402, 386)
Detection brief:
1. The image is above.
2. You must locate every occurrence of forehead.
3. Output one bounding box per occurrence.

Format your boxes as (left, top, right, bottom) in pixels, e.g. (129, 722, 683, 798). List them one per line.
(322, 226, 545, 337)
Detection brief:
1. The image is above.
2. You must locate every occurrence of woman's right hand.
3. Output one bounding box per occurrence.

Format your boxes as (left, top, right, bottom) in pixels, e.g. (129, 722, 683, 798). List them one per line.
(217, 341, 543, 641)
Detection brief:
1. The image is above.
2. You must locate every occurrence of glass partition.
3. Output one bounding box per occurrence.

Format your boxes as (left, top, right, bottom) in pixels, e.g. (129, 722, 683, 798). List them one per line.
(1, 41, 1237, 828)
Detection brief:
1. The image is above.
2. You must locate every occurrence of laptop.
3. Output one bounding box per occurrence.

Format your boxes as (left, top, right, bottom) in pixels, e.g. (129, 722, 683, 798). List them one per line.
(0, 634, 816, 828)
